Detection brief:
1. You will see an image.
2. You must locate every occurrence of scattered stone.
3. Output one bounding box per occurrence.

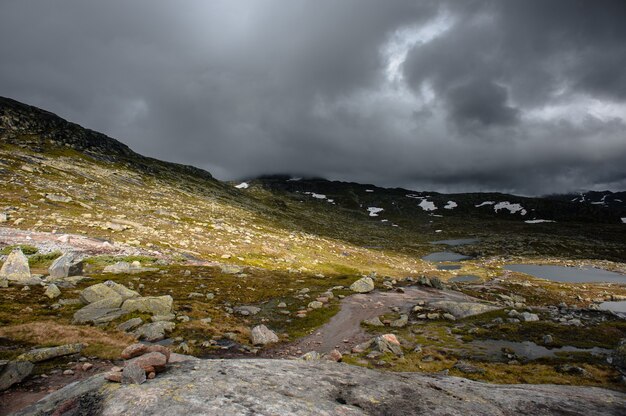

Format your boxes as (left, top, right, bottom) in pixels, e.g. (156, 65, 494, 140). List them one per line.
(63, 369, 74, 376)
(308, 301, 323, 309)
(362, 316, 384, 327)
(442, 313, 456, 321)
(105, 370, 122, 383)
(0, 361, 34, 391)
(300, 351, 321, 361)
(234, 305, 261, 316)
(46, 194, 72, 203)
(44, 283, 61, 299)
(250, 325, 279, 345)
(79, 283, 122, 305)
(122, 363, 147, 385)
(521, 312, 540, 322)
(428, 301, 499, 319)
(391, 314, 409, 328)
(133, 321, 176, 342)
(0, 248, 40, 285)
(103, 280, 141, 300)
(454, 361, 486, 374)
(16, 344, 84, 363)
(117, 317, 143, 332)
(325, 349, 342, 362)
(48, 254, 83, 279)
(151, 314, 176, 322)
(82, 363, 93, 371)
(277, 302, 287, 308)
(543, 335, 554, 345)
(122, 296, 173, 315)
(125, 352, 168, 373)
(429, 277, 444, 290)
(220, 265, 243, 274)
(370, 334, 403, 356)
(349, 277, 375, 293)
(556, 364, 589, 377)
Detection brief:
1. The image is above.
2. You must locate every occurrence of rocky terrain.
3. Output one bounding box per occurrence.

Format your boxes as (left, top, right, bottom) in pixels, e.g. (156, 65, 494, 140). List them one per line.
(1, 97, 626, 415)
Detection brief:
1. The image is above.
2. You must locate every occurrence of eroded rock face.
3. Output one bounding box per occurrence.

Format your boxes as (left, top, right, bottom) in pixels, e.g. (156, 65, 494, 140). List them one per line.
(16, 359, 626, 416)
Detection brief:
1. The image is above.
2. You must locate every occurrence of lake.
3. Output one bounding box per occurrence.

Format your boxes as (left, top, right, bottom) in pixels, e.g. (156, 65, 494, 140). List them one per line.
(423, 252, 472, 262)
(505, 264, 626, 283)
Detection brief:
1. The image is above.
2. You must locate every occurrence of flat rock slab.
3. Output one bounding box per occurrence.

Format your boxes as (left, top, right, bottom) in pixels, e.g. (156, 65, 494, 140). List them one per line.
(14, 359, 626, 416)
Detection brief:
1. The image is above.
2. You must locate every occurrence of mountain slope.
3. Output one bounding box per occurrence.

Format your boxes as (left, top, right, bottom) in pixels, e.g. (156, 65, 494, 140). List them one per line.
(1, 96, 625, 267)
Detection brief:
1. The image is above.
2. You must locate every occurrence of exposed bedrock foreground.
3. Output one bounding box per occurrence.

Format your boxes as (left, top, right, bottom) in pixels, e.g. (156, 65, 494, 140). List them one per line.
(15, 359, 626, 416)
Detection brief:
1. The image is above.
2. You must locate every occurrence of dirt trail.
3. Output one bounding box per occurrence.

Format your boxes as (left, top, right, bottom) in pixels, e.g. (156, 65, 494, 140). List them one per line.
(271, 287, 475, 357)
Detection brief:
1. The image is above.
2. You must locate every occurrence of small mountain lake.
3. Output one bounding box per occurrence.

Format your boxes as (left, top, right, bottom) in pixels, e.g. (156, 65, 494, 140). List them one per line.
(423, 252, 472, 262)
(430, 238, 480, 246)
(505, 264, 626, 283)
(449, 275, 480, 283)
(465, 339, 611, 361)
(598, 301, 626, 314)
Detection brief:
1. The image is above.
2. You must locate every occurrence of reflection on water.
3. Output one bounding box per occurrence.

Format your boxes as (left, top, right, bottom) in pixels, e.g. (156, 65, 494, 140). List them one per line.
(423, 252, 472, 262)
(505, 264, 626, 283)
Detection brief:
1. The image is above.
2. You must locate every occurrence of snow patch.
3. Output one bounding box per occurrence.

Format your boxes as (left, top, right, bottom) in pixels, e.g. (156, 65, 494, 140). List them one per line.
(622, 218, 626, 224)
(367, 207, 384, 217)
(444, 201, 457, 210)
(493, 201, 527, 216)
(304, 192, 327, 199)
(287, 177, 302, 181)
(525, 219, 555, 224)
(235, 182, 249, 189)
(475, 201, 494, 207)
(419, 199, 437, 211)
(366, 189, 374, 193)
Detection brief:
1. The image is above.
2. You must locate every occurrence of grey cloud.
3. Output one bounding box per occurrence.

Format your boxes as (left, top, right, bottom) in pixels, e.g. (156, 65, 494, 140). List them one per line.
(0, 0, 625, 195)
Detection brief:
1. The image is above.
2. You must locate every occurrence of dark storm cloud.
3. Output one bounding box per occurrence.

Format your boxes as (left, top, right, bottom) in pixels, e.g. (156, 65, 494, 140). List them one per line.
(1, 0, 625, 194)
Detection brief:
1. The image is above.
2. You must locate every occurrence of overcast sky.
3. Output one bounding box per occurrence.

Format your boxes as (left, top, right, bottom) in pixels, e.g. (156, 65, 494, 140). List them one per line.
(1, 1, 626, 195)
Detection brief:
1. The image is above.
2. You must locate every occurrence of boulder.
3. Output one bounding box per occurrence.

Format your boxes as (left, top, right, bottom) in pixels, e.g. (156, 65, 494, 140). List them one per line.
(390, 314, 409, 328)
(122, 296, 173, 315)
(372, 334, 403, 356)
(48, 254, 83, 279)
(73, 297, 127, 324)
(234, 305, 261, 316)
(103, 261, 132, 274)
(125, 352, 167, 373)
(15, 343, 84, 363)
(14, 360, 626, 416)
(250, 325, 279, 345)
(362, 316, 384, 327)
(121, 363, 146, 385)
(308, 301, 323, 309)
(79, 283, 122, 304)
(44, 283, 61, 299)
(612, 338, 626, 374)
(0, 360, 34, 391)
(103, 280, 140, 300)
(428, 301, 499, 319)
(133, 321, 176, 342)
(0, 248, 35, 284)
(521, 312, 540, 322)
(349, 277, 375, 293)
(117, 317, 143, 332)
